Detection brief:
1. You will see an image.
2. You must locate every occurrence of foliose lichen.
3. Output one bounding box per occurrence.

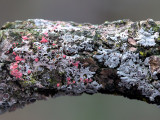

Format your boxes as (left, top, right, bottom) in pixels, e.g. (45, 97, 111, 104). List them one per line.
(1, 18, 160, 113)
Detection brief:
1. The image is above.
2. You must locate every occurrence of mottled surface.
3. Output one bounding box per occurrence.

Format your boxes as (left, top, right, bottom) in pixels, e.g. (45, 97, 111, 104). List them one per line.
(1, 19, 160, 114)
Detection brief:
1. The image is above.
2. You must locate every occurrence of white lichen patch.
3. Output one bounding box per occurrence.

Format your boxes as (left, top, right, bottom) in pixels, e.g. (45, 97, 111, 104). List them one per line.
(94, 46, 122, 68)
(106, 29, 128, 42)
(94, 19, 160, 101)
(117, 52, 149, 85)
(138, 80, 160, 101)
(117, 52, 160, 101)
(61, 33, 94, 55)
(135, 28, 159, 47)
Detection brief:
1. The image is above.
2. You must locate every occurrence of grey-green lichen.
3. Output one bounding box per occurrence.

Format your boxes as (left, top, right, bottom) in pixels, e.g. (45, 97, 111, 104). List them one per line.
(1, 18, 160, 114)
(94, 19, 160, 101)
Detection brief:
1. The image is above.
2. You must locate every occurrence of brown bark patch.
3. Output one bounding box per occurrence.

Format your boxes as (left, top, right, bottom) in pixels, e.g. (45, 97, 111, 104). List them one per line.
(95, 68, 120, 92)
(149, 55, 160, 74)
(128, 37, 137, 46)
(79, 57, 99, 72)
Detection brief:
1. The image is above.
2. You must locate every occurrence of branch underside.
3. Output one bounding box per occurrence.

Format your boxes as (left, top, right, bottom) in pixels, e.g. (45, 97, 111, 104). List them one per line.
(0, 19, 160, 114)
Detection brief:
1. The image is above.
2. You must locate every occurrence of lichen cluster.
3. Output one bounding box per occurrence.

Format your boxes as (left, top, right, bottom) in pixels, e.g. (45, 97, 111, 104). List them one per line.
(94, 19, 160, 101)
(0, 19, 103, 113)
(1, 18, 160, 113)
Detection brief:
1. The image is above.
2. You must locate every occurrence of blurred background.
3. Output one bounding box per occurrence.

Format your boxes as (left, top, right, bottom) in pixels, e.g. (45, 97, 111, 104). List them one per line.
(0, 0, 160, 120)
(0, 0, 160, 25)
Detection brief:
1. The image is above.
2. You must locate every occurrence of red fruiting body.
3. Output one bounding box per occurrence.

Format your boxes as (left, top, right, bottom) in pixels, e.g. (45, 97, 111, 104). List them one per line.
(40, 36, 48, 43)
(10, 62, 18, 70)
(10, 62, 22, 79)
(72, 61, 80, 68)
(13, 52, 16, 56)
(22, 36, 28, 40)
(63, 55, 66, 58)
(35, 58, 39, 62)
(11, 69, 22, 79)
(57, 83, 60, 87)
(15, 55, 23, 61)
(28, 70, 31, 74)
(52, 43, 56, 46)
(67, 77, 71, 81)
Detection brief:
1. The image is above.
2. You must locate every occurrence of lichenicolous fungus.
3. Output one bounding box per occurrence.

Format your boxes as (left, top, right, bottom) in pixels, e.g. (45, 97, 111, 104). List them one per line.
(1, 18, 160, 113)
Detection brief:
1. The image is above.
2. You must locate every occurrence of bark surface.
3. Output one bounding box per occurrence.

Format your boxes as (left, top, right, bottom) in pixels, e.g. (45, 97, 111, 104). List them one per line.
(0, 19, 160, 114)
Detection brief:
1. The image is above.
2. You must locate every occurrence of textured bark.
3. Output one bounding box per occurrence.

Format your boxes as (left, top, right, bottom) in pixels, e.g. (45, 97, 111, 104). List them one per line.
(0, 19, 160, 114)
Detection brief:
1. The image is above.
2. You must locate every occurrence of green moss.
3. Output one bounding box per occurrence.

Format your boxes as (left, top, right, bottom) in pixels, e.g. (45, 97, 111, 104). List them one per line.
(1, 22, 15, 29)
(93, 31, 101, 41)
(24, 79, 36, 85)
(9, 30, 22, 43)
(115, 20, 128, 27)
(29, 29, 40, 37)
(156, 37, 160, 44)
(2, 20, 38, 30)
(59, 71, 65, 76)
(47, 78, 57, 86)
(152, 26, 160, 32)
(78, 24, 82, 27)
(139, 51, 146, 56)
(137, 46, 160, 59)
(157, 37, 160, 41)
(20, 75, 37, 87)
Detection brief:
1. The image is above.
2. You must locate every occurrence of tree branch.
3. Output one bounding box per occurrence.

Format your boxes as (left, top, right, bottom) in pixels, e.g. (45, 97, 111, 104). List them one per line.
(0, 19, 160, 114)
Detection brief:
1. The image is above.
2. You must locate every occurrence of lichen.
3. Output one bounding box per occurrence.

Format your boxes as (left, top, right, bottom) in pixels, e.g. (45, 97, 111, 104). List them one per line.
(135, 28, 159, 47)
(93, 19, 160, 101)
(93, 47, 122, 68)
(1, 18, 160, 113)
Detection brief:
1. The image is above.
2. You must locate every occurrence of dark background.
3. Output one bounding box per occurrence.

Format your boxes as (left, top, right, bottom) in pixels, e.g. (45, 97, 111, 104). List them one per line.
(0, 0, 159, 26)
(0, 0, 160, 120)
